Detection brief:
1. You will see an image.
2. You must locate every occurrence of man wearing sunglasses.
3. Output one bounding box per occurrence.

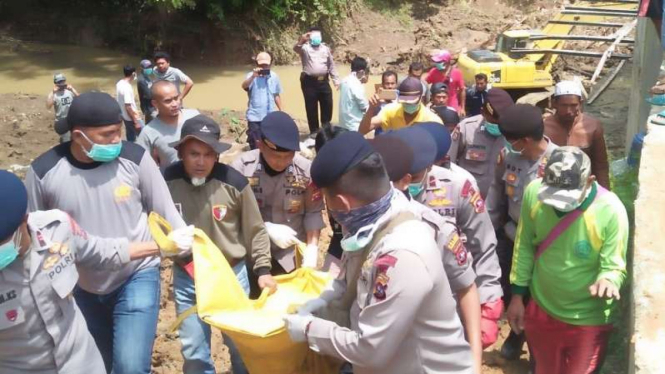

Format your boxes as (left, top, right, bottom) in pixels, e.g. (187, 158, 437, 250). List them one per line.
(231, 111, 324, 277)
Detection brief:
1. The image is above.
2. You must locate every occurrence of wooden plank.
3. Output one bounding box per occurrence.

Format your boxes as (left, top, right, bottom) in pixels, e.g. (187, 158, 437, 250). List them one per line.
(590, 19, 638, 84)
(588, 60, 626, 104)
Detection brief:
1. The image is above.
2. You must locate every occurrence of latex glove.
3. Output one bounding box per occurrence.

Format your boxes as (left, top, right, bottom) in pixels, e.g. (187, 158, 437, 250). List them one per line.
(165, 225, 195, 257)
(283, 314, 314, 343)
(297, 297, 328, 316)
(302, 244, 319, 268)
(264, 222, 300, 249)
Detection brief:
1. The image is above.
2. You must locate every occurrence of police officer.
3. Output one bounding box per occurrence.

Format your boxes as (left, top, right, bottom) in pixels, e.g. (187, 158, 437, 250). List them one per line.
(231, 111, 324, 274)
(283, 131, 474, 374)
(449, 88, 515, 198)
(485, 104, 558, 359)
(371, 131, 482, 373)
(0, 170, 190, 374)
(407, 122, 504, 349)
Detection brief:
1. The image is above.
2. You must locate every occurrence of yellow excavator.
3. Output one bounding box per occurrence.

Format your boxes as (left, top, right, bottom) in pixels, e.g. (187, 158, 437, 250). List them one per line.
(458, 0, 639, 99)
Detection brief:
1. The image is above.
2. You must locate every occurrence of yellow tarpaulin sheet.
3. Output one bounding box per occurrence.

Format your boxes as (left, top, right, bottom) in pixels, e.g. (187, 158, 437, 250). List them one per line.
(149, 213, 340, 374)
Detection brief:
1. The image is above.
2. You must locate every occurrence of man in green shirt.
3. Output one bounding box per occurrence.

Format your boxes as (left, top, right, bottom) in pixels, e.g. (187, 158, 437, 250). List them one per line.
(507, 147, 628, 374)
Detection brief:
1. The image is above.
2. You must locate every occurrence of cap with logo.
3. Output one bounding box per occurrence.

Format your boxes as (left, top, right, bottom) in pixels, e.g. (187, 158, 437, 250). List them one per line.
(311, 131, 375, 188)
(53, 73, 66, 84)
(554, 80, 583, 98)
(66, 92, 123, 131)
(260, 111, 300, 152)
(484, 88, 514, 119)
(169, 114, 231, 154)
(397, 77, 424, 104)
(368, 136, 413, 182)
(256, 52, 272, 65)
(537, 146, 592, 210)
(140, 59, 152, 69)
(387, 126, 437, 174)
(0, 170, 27, 242)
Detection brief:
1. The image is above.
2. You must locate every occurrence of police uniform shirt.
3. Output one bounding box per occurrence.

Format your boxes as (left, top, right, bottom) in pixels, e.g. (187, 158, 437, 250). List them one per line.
(407, 198, 475, 293)
(0, 210, 131, 374)
(165, 162, 272, 275)
(486, 137, 559, 240)
(416, 164, 503, 305)
(449, 114, 505, 198)
(306, 202, 474, 374)
(25, 141, 186, 294)
(230, 149, 325, 271)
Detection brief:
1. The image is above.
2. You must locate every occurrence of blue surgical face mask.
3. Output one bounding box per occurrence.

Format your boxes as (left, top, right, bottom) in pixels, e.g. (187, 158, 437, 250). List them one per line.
(0, 230, 21, 270)
(310, 33, 322, 46)
(339, 224, 375, 252)
(504, 139, 524, 156)
(485, 122, 502, 137)
(435, 62, 446, 71)
(143, 68, 153, 76)
(78, 131, 123, 163)
(402, 103, 420, 114)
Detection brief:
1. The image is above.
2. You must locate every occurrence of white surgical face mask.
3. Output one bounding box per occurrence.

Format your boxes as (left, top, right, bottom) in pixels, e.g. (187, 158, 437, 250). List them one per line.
(191, 177, 206, 187)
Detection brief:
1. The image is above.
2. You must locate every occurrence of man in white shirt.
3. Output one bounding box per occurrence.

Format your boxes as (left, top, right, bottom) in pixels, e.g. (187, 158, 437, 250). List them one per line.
(116, 65, 142, 142)
(338, 57, 369, 131)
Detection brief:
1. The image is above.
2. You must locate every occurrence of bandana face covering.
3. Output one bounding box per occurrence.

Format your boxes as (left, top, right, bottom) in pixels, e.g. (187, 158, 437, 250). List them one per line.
(329, 190, 394, 252)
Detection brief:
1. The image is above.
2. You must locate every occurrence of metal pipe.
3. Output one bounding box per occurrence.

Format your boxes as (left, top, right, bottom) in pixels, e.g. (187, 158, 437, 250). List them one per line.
(529, 35, 635, 43)
(548, 20, 625, 28)
(511, 48, 632, 59)
(561, 10, 637, 17)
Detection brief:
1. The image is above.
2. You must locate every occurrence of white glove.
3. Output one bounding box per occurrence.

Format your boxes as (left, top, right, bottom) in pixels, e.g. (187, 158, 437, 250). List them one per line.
(283, 314, 314, 343)
(297, 297, 328, 316)
(302, 244, 319, 268)
(265, 222, 300, 249)
(165, 225, 195, 257)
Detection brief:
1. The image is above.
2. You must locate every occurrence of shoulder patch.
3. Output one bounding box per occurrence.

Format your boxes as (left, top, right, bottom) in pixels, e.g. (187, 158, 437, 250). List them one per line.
(163, 162, 187, 182)
(210, 163, 249, 192)
(31, 143, 69, 179)
(446, 231, 468, 265)
(118, 141, 146, 166)
(373, 254, 398, 301)
(461, 180, 486, 213)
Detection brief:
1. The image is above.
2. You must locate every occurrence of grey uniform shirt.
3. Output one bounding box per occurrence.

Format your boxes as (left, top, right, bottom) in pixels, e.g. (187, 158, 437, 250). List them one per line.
(51, 89, 75, 121)
(136, 108, 200, 173)
(25, 141, 186, 294)
(231, 150, 325, 272)
(486, 137, 558, 241)
(0, 210, 130, 374)
(154, 66, 191, 94)
(416, 163, 503, 305)
(293, 43, 340, 85)
(307, 201, 474, 374)
(449, 114, 506, 198)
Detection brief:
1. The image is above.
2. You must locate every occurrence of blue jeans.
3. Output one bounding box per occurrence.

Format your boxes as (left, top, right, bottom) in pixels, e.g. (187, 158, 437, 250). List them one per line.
(174, 261, 250, 374)
(74, 266, 160, 374)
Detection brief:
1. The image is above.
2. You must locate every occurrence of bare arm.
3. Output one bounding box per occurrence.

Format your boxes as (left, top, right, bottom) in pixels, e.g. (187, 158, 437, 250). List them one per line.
(124, 104, 141, 129)
(68, 85, 79, 96)
(128, 241, 161, 260)
(306, 230, 320, 247)
(242, 70, 259, 91)
(46, 91, 55, 109)
(359, 94, 383, 135)
(274, 95, 283, 111)
(457, 284, 482, 374)
(180, 79, 194, 100)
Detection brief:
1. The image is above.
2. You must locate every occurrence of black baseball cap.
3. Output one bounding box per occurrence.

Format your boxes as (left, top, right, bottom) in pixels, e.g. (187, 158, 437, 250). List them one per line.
(169, 114, 231, 154)
(66, 91, 122, 130)
(431, 82, 449, 95)
(260, 111, 300, 152)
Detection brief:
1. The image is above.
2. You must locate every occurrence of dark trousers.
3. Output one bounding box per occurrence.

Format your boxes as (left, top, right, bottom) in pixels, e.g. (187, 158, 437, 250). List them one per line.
(300, 73, 333, 133)
(247, 121, 262, 150)
(496, 229, 515, 305)
(123, 120, 138, 142)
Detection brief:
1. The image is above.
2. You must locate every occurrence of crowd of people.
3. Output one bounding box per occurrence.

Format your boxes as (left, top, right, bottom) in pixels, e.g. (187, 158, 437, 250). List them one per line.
(0, 24, 628, 374)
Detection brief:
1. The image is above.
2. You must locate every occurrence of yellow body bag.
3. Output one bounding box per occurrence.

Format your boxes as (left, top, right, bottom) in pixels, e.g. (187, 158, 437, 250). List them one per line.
(149, 213, 340, 374)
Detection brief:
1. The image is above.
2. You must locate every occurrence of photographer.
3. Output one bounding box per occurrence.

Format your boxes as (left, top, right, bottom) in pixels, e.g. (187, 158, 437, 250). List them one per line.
(242, 52, 283, 150)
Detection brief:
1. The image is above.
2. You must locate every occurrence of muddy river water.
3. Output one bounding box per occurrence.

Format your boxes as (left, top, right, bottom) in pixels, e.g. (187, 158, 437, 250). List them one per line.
(0, 41, 380, 122)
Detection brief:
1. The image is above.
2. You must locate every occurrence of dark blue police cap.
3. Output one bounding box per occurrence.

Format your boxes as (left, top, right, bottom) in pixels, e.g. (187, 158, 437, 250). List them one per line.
(260, 111, 300, 152)
(417, 122, 452, 161)
(311, 131, 375, 188)
(0, 170, 27, 242)
(387, 126, 437, 173)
